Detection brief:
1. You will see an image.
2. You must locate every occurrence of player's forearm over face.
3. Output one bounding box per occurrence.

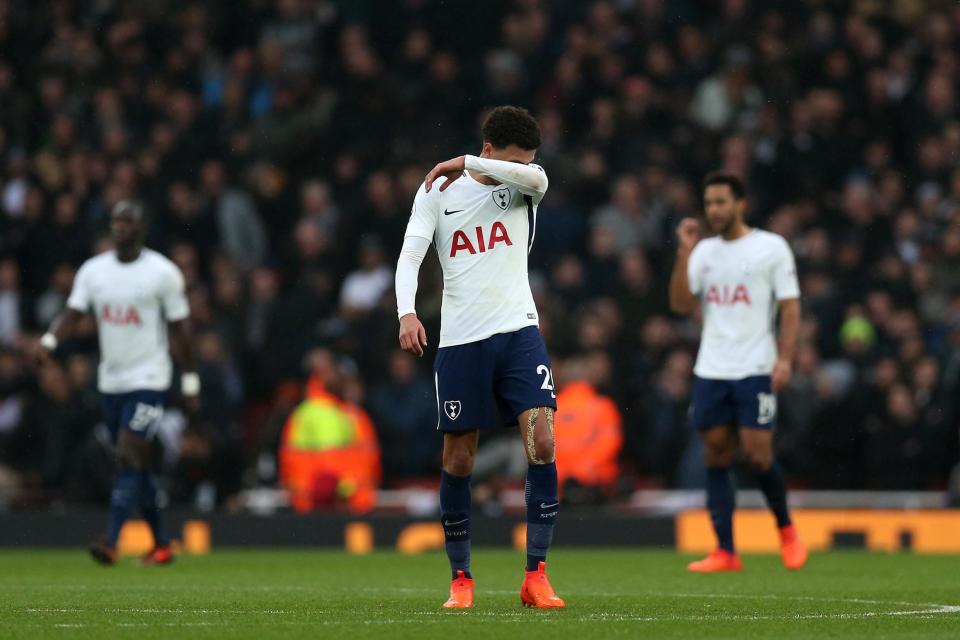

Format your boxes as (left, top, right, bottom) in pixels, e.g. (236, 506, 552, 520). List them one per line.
(464, 155, 548, 199)
(777, 298, 800, 362)
(669, 250, 696, 315)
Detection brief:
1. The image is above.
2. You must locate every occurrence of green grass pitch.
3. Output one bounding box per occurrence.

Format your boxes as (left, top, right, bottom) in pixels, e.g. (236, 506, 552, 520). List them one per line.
(2, 548, 959, 639)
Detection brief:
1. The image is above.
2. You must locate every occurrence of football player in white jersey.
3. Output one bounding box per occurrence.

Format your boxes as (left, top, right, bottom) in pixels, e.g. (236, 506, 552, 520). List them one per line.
(37, 201, 199, 566)
(395, 106, 564, 609)
(670, 172, 807, 573)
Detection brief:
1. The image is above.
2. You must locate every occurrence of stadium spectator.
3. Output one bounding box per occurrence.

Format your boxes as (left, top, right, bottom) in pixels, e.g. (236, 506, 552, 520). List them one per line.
(339, 236, 392, 319)
(198, 160, 267, 270)
(366, 349, 439, 482)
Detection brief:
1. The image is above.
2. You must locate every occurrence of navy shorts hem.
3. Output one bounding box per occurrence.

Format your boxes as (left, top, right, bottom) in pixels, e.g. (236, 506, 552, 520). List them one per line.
(101, 389, 167, 442)
(690, 375, 777, 431)
(501, 400, 559, 427)
(434, 326, 555, 432)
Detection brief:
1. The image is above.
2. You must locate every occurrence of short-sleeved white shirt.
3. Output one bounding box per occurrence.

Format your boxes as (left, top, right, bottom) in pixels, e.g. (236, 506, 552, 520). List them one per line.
(67, 249, 189, 393)
(404, 167, 546, 347)
(687, 229, 799, 380)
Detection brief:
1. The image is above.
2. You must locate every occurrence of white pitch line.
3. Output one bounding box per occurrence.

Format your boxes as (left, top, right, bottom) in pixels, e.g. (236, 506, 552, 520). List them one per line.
(19, 592, 960, 625)
(26, 608, 84, 613)
(26, 607, 303, 616)
(661, 591, 938, 608)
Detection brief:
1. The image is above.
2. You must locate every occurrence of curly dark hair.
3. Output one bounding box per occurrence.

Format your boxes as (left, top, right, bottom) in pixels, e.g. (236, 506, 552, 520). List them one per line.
(702, 171, 746, 200)
(480, 106, 541, 150)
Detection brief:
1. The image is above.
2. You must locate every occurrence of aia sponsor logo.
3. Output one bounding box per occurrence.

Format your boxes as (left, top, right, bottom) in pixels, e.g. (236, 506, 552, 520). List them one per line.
(705, 284, 752, 306)
(449, 221, 513, 257)
(100, 304, 143, 326)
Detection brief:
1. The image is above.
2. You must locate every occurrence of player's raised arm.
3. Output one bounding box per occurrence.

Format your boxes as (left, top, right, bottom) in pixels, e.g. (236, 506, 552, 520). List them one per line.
(669, 218, 702, 315)
(424, 155, 548, 202)
(464, 155, 548, 200)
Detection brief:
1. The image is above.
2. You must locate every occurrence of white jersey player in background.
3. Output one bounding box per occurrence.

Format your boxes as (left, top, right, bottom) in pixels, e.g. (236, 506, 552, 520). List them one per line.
(669, 171, 808, 573)
(395, 106, 564, 609)
(37, 201, 199, 566)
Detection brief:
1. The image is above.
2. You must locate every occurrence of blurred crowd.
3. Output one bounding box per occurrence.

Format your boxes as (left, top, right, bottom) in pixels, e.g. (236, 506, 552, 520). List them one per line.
(1, 0, 960, 511)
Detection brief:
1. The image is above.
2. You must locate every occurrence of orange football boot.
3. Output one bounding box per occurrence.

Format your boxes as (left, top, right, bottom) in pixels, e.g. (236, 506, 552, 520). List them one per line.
(779, 525, 808, 570)
(442, 570, 474, 608)
(520, 561, 565, 609)
(687, 549, 743, 573)
(141, 545, 175, 566)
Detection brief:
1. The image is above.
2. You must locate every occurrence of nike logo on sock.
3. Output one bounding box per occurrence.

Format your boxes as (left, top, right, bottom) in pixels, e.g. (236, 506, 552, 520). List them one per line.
(443, 209, 464, 216)
(539, 502, 559, 509)
(443, 518, 469, 526)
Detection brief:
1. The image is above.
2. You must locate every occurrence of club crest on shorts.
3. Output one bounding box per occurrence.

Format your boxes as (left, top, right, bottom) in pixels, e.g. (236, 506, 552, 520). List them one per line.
(492, 186, 511, 210)
(444, 400, 462, 421)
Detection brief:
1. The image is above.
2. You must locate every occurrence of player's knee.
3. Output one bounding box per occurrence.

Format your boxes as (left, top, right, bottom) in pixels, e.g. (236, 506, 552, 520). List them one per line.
(116, 433, 149, 469)
(743, 447, 772, 471)
(703, 440, 735, 467)
(443, 448, 475, 476)
(532, 432, 554, 463)
(523, 410, 555, 463)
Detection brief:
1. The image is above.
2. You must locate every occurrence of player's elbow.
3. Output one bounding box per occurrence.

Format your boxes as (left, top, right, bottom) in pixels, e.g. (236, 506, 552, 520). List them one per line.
(522, 182, 548, 201)
(521, 170, 548, 199)
(531, 173, 548, 197)
(779, 297, 801, 318)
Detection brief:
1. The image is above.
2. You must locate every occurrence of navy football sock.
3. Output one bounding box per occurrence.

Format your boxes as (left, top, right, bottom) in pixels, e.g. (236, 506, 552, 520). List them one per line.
(706, 466, 735, 553)
(525, 462, 559, 571)
(140, 471, 169, 548)
(755, 462, 792, 528)
(440, 470, 472, 579)
(106, 468, 141, 545)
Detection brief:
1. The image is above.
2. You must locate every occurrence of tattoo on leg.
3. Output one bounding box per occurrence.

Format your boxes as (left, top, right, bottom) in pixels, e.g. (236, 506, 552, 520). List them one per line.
(524, 407, 556, 464)
(525, 408, 542, 464)
(544, 407, 555, 463)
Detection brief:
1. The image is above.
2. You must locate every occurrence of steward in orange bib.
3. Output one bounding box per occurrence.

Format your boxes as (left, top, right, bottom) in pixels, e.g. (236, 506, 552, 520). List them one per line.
(553, 355, 623, 495)
(278, 350, 381, 513)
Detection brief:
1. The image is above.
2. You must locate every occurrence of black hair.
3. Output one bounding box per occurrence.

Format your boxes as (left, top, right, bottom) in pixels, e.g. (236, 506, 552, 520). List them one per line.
(481, 106, 541, 150)
(702, 171, 746, 200)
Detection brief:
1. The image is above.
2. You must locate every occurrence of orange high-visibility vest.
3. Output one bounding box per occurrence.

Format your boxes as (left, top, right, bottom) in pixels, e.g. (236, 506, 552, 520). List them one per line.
(553, 381, 623, 488)
(278, 377, 381, 513)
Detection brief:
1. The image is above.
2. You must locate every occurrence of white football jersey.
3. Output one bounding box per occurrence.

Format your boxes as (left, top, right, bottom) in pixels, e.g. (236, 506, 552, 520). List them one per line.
(404, 167, 546, 347)
(687, 229, 800, 380)
(67, 248, 190, 393)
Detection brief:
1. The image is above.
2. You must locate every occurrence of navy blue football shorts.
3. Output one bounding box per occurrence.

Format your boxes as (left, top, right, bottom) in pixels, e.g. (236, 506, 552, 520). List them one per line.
(434, 326, 557, 432)
(101, 389, 167, 442)
(690, 375, 777, 430)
